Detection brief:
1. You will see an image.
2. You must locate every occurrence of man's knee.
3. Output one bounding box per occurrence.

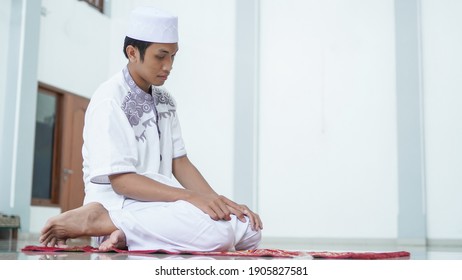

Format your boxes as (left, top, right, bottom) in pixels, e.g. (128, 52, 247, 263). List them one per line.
(235, 229, 262, 250)
(208, 225, 235, 251)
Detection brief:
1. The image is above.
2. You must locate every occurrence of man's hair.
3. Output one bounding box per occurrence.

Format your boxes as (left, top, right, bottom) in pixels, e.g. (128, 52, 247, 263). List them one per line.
(123, 36, 153, 62)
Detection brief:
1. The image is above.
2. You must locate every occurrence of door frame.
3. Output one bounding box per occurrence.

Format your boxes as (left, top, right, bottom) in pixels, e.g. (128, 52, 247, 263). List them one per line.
(31, 82, 89, 212)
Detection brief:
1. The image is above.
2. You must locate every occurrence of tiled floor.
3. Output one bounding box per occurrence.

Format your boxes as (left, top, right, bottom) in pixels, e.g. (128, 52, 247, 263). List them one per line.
(1, 233, 462, 260)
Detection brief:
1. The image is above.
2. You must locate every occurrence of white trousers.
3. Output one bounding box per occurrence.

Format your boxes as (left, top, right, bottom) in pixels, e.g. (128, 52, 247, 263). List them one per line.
(102, 199, 261, 252)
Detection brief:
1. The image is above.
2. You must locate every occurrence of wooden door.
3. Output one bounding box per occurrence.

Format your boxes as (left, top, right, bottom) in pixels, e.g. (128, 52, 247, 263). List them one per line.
(59, 94, 89, 212)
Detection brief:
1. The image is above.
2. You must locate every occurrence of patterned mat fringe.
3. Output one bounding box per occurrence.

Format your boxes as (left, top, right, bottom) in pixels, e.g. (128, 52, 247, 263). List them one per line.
(22, 245, 411, 259)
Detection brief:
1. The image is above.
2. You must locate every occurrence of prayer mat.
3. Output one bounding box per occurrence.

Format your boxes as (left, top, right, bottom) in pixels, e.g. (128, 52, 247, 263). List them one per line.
(22, 245, 410, 259)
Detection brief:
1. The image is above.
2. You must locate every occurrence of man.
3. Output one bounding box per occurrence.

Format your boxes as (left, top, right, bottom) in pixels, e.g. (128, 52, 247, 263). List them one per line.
(39, 6, 262, 252)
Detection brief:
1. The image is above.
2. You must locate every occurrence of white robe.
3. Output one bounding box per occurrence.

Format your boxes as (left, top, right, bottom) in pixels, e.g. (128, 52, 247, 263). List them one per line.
(82, 66, 260, 251)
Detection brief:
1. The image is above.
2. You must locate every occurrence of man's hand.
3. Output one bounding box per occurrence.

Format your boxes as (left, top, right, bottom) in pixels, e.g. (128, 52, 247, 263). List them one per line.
(187, 191, 263, 231)
(222, 196, 263, 232)
(173, 156, 263, 231)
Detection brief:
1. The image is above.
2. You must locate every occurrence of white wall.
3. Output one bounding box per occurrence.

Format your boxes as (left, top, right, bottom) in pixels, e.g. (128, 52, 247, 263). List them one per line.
(258, 0, 398, 239)
(38, 0, 111, 98)
(0, 0, 41, 231)
(0, 0, 11, 91)
(421, 0, 462, 240)
(0, 0, 12, 211)
(167, 0, 236, 198)
(0, 0, 11, 157)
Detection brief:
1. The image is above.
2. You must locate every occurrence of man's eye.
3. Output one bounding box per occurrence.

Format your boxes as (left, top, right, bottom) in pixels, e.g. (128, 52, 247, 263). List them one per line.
(156, 55, 165, 59)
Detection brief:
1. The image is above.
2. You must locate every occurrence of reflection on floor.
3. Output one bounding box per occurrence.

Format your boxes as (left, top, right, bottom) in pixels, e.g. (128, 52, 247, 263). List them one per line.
(1, 233, 462, 260)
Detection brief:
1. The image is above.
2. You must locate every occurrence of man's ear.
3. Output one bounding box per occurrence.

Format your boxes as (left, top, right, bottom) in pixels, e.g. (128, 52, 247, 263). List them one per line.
(126, 45, 138, 62)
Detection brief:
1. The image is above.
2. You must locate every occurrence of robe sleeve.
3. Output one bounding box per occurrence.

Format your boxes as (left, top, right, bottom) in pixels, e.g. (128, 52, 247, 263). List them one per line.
(83, 99, 138, 184)
(168, 95, 187, 159)
(171, 110, 187, 159)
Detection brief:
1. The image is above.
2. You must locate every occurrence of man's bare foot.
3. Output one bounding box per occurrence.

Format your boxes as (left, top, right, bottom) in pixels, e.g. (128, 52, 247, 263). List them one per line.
(39, 202, 116, 247)
(99, 230, 127, 251)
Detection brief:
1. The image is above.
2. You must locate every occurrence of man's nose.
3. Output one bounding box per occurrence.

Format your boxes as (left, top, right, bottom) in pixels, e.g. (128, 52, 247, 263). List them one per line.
(162, 58, 174, 72)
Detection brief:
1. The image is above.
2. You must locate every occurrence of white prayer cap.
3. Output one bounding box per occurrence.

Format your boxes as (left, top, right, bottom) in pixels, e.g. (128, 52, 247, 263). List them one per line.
(126, 6, 178, 43)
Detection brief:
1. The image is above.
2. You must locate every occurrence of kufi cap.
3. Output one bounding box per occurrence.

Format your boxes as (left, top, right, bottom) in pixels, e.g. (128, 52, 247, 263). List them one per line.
(126, 6, 178, 43)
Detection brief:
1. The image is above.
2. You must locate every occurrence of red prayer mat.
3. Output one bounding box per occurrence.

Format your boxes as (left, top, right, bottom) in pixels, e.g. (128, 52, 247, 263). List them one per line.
(21, 245, 410, 259)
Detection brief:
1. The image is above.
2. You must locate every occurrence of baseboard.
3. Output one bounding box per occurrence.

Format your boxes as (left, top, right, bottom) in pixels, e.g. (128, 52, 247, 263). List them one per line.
(261, 237, 397, 246)
(261, 237, 462, 247)
(427, 239, 462, 247)
(397, 238, 427, 246)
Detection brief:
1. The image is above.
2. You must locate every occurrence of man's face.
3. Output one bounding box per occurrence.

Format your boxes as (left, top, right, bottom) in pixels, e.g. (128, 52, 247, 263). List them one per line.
(129, 42, 179, 90)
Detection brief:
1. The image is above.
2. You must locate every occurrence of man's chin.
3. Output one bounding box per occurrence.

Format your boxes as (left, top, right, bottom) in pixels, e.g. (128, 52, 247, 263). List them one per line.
(152, 81, 166, 87)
